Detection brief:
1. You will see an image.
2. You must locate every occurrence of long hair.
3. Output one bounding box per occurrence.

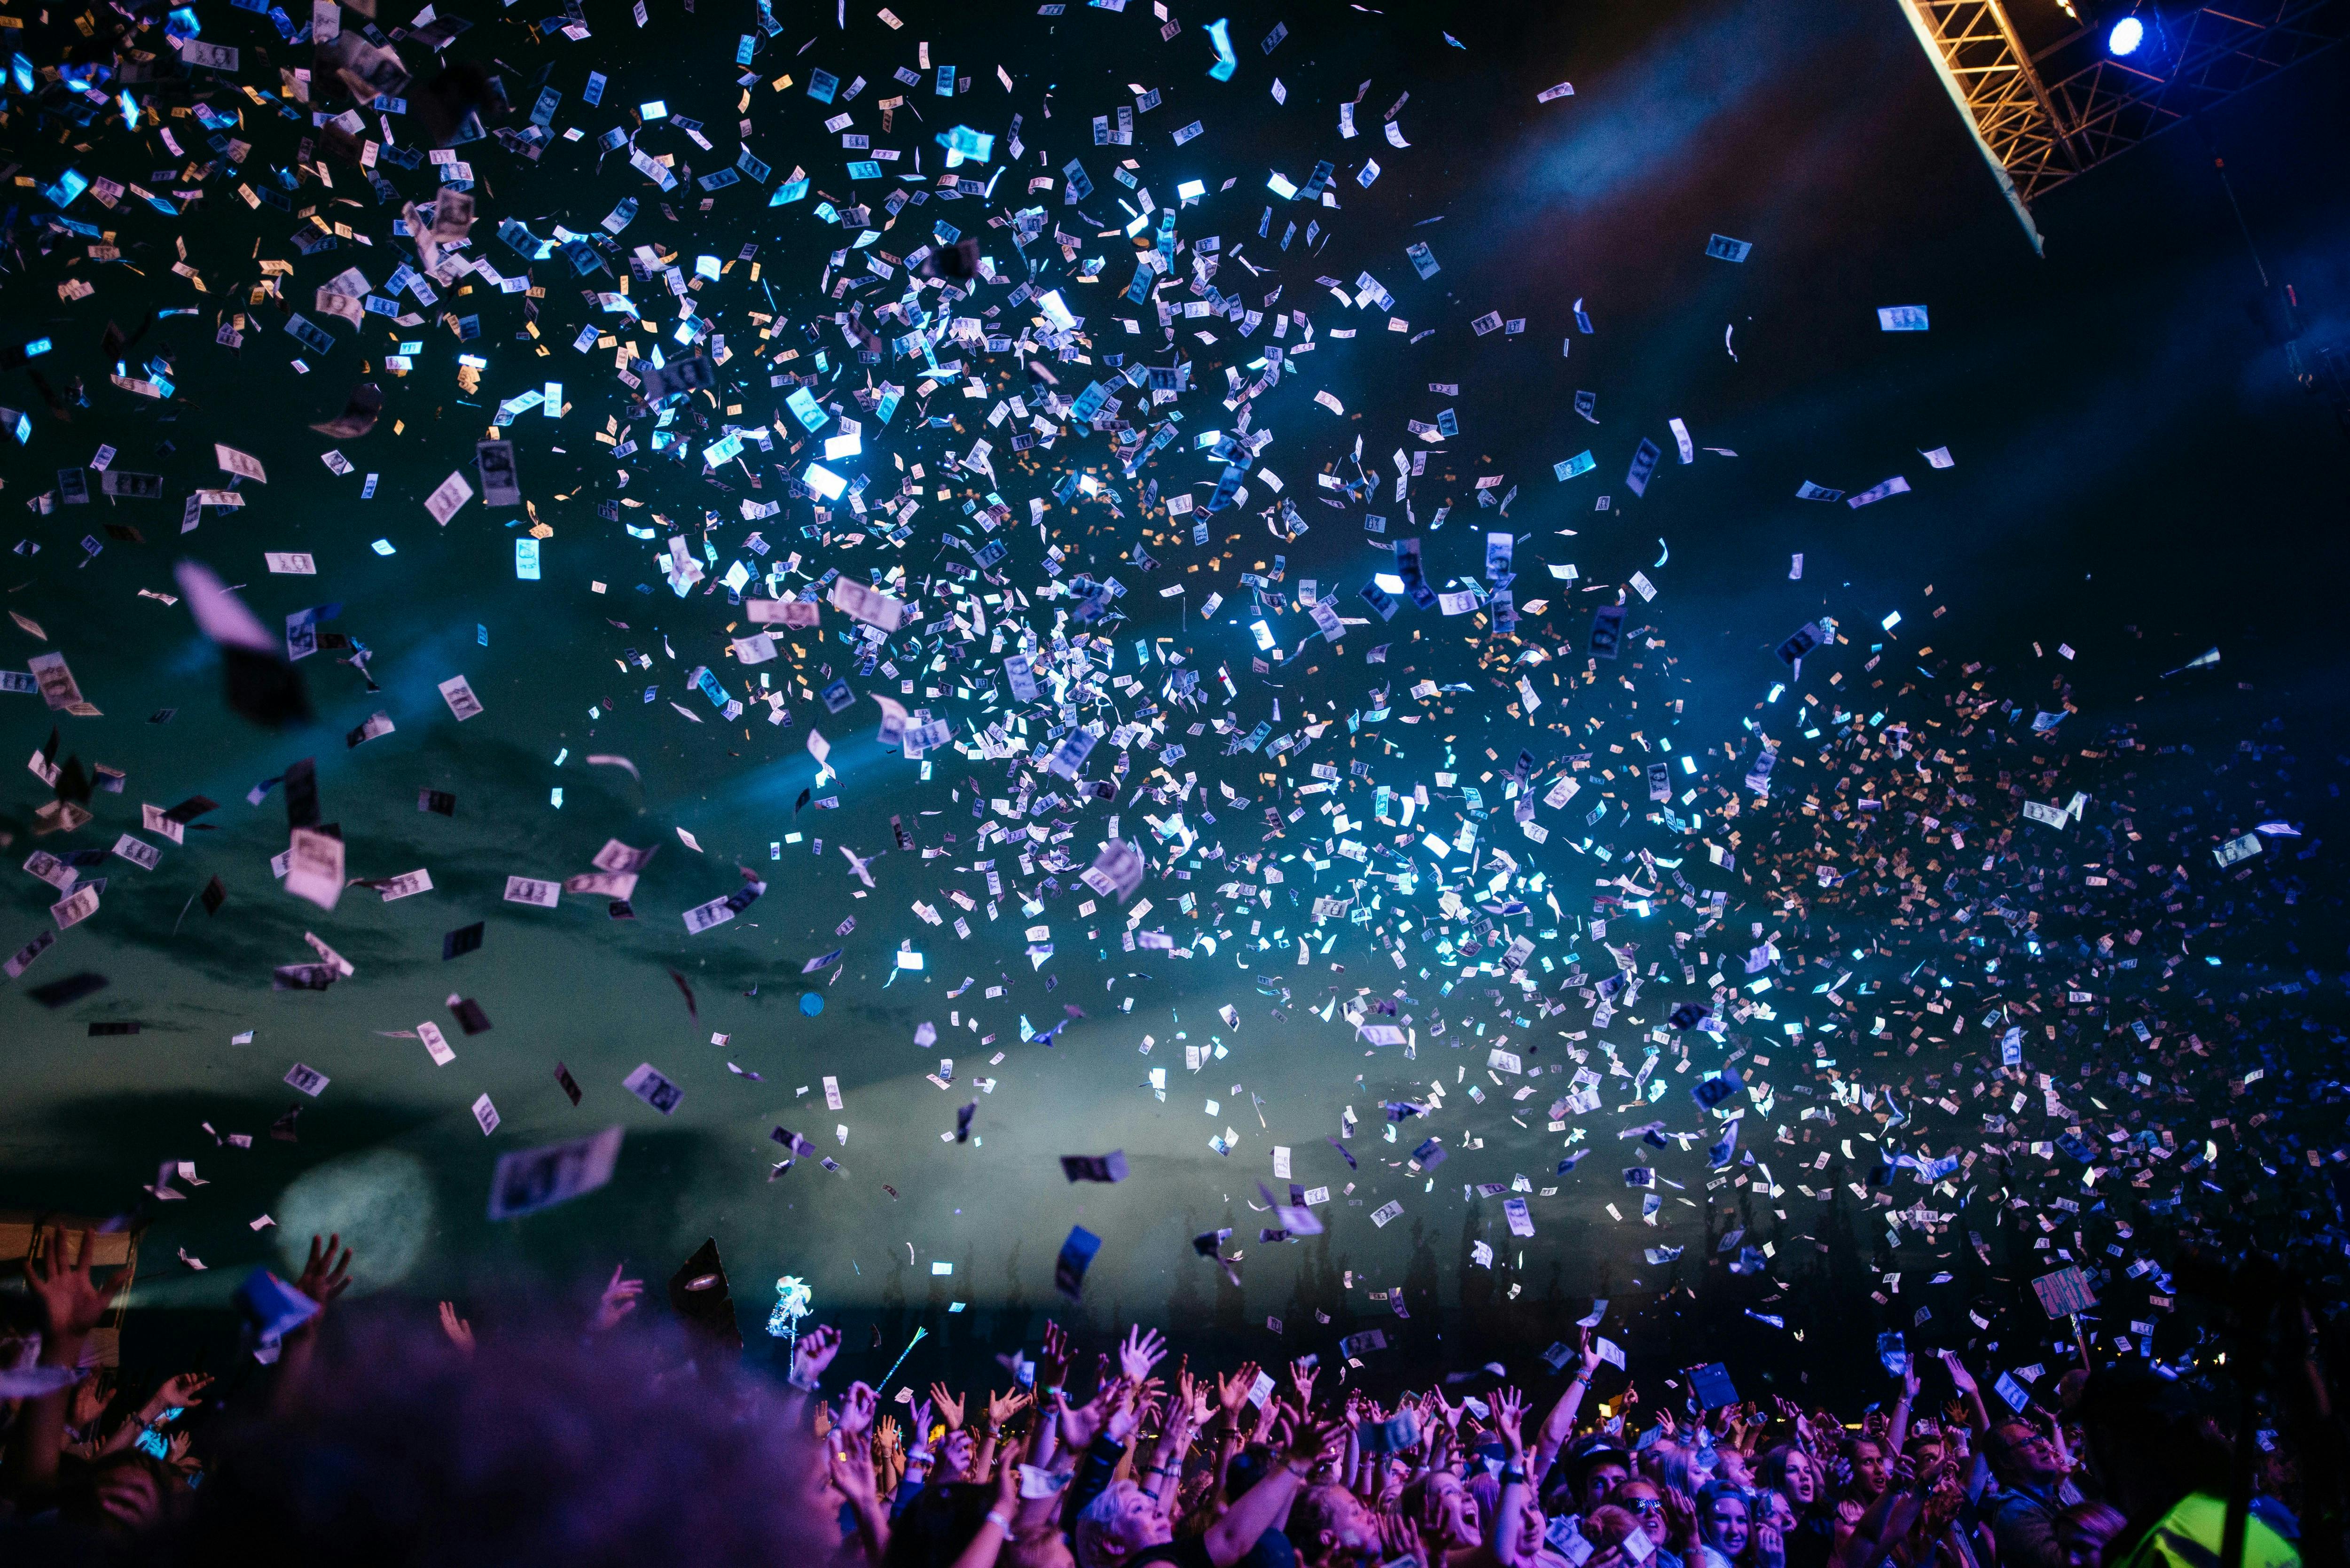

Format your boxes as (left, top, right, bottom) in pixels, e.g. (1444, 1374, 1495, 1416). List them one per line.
(1694, 1479, 1755, 1561)
(1755, 1443, 1825, 1519)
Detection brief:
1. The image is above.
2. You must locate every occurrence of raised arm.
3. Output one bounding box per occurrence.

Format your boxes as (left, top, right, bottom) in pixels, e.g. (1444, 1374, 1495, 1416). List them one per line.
(1935, 1352, 1990, 1436)
(1, 1230, 123, 1505)
(1491, 1388, 1537, 1568)
(1887, 1357, 1921, 1457)
(1012, 1393, 1071, 1535)
(1210, 1362, 1259, 1508)
(829, 1403, 893, 1566)
(949, 1451, 1024, 1568)
(1144, 1372, 1208, 1510)
(1531, 1329, 1604, 1489)
(98, 1371, 215, 1458)
(1203, 1418, 1342, 1568)
(975, 1387, 1030, 1482)
(272, 1231, 354, 1407)
(780, 1324, 843, 1437)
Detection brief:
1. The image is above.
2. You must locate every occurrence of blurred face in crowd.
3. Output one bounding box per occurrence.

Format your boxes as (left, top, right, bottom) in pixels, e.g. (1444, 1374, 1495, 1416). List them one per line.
(1778, 1450, 1819, 1506)
(1300, 1484, 1382, 1563)
(1509, 1492, 1551, 1560)
(1011, 1526, 1079, 1568)
(1992, 1423, 2068, 1487)
(1705, 1493, 1753, 1558)
(1611, 1480, 1669, 1537)
(1076, 1479, 1173, 1566)
(1582, 1457, 1632, 1514)
(1848, 1440, 1888, 1500)
(67, 1456, 172, 1538)
(100, 1465, 165, 1532)
(1758, 1490, 1796, 1534)
(1417, 1471, 1483, 1550)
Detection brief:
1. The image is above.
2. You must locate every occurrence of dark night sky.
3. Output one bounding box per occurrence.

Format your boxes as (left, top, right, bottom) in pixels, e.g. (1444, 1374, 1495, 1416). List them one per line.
(2, 0, 2346, 1392)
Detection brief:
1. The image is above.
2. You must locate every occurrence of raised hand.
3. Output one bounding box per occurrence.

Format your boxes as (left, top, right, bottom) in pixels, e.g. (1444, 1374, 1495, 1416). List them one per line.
(295, 1233, 353, 1308)
(1753, 1524, 1786, 1568)
(437, 1301, 476, 1355)
(1177, 1370, 1213, 1427)
(1118, 1324, 1168, 1383)
(1284, 1415, 1346, 1473)
(1105, 1380, 1145, 1446)
(828, 1429, 879, 1506)
(992, 1437, 1023, 1510)
(27, 1228, 123, 1345)
(1936, 1350, 1977, 1396)
(1289, 1357, 1320, 1406)
(929, 1381, 968, 1430)
(876, 1414, 903, 1454)
(1251, 1384, 1284, 1443)
(794, 1323, 843, 1387)
(1659, 1485, 1699, 1553)
(1038, 1321, 1073, 1390)
(591, 1263, 645, 1331)
(1057, 1384, 1112, 1452)
(1218, 1362, 1260, 1420)
(1266, 1404, 1296, 1455)
(987, 1387, 1032, 1427)
(153, 1372, 213, 1411)
(838, 1381, 879, 1438)
(1580, 1326, 1606, 1379)
(1492, 1386, 1528, 1455)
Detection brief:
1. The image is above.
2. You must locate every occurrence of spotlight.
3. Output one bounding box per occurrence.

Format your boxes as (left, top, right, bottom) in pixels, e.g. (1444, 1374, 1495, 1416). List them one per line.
(2108, 15, 2145, 55)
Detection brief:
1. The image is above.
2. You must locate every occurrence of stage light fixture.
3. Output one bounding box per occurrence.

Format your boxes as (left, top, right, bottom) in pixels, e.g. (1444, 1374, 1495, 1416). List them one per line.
(2108, 15, 2145, 55)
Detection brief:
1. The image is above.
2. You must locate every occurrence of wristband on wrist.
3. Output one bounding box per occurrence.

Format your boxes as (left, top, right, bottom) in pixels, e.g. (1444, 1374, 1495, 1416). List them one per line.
(987, 1510, 1013, 1531)
(788, 1371, 822, 1393)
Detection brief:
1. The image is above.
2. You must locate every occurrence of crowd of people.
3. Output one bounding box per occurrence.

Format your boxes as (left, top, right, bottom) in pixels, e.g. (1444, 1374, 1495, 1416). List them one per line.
(0, 1227, 2332, 1568)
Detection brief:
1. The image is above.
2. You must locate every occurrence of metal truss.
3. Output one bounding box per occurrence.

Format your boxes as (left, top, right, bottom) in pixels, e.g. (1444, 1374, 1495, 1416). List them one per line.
(1897, 0, 2349, 252)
